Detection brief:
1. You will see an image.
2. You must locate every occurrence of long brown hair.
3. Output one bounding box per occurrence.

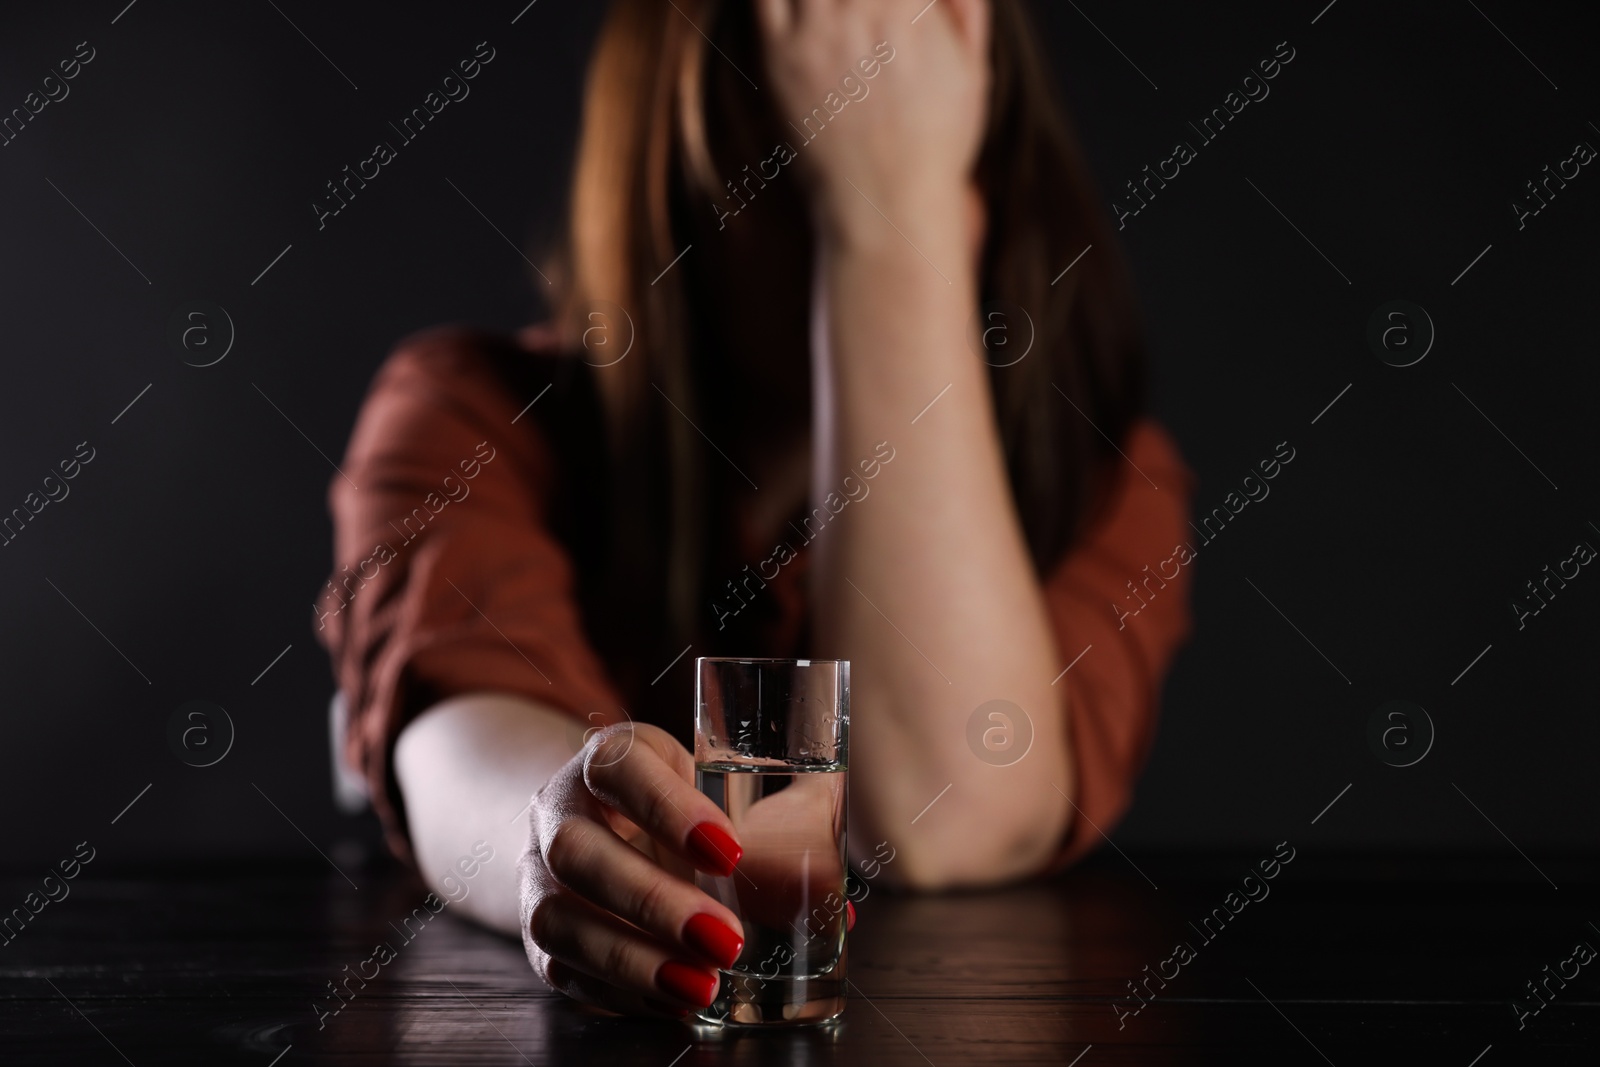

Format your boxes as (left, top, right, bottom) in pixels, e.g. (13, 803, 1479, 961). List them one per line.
(546, 0, 1147, 696)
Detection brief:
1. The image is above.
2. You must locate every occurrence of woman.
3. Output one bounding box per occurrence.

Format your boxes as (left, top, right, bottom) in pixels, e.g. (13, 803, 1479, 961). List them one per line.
(318, 0, 1193, 1020)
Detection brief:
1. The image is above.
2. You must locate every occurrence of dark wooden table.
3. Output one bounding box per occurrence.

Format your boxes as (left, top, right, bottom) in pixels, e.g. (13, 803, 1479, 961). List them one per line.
(3, 854, 1596, 1064)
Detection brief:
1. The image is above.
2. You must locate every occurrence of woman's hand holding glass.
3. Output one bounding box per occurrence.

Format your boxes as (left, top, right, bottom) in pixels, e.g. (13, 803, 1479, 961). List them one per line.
(518, 723, 748, 1016)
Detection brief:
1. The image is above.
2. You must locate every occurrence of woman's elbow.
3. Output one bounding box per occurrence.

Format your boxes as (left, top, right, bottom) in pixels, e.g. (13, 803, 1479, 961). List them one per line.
(868, 806, 1073, 893)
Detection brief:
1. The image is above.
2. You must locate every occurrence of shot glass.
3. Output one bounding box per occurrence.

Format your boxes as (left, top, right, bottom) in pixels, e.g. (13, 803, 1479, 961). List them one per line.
(692, 657, 850, 1027)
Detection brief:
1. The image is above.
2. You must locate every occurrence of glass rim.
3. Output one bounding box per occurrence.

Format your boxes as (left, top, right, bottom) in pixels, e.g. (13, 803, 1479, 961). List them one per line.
(695, 656, 848, 666)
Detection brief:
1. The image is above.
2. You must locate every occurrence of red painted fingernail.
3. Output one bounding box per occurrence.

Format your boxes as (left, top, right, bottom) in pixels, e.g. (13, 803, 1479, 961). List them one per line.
(847, 899, 857, 932)
(686, 822, 742, 876)
(683, 913, 744, 968)
(657, 960, 718, 1008)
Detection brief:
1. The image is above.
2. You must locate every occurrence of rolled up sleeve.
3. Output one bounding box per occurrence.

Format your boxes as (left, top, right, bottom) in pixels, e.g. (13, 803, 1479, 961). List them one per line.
(1037, 419, 1196, 873)
(314, 329, 624, 863)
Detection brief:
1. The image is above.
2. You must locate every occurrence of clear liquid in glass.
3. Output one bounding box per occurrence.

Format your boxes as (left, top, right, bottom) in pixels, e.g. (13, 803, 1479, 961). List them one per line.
(693, 761, 848, 1026)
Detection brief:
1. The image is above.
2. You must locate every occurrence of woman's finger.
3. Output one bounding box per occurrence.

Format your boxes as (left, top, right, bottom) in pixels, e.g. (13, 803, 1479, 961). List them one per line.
(544, 957, 693, 1019)
(530, 887, 722, 1010)
(942, 0, 993, 59)
(539, 811, 746, 969)
(583, 723, 745, 878)
(752, 0, 793, 39)
(792, 0, 837, 32)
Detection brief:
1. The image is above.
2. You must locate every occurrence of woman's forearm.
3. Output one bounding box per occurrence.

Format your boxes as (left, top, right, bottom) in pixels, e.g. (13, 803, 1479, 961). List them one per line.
(809, 196, 1073, 890)
(393, 694, 579, 936)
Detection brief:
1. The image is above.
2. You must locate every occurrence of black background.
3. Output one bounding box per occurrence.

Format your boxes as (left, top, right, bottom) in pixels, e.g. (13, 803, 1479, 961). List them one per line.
(1, 0, 1595, 873)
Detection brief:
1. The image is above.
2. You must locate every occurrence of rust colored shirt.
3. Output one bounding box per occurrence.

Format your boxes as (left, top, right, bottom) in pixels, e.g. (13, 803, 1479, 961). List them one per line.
(315, 324, 1196, 875)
